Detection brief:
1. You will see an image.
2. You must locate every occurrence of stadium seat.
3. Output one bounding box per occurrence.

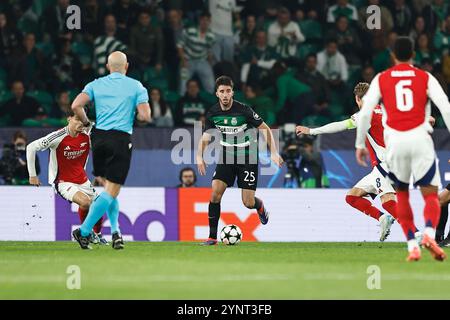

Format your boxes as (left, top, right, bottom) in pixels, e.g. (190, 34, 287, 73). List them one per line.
(199, 90, 216, 105)
(302, 115, 331, 127)
(297, 43, 319, 60)
(299, 20, 323, 41)
(26, 90, 54, 114)
(35, 41, 55, 57)
(16, 16, 39, 36)
(143, 67, 169, 91)
(71, 41, 93, 65)
(164, 90, 180, 105)
(0, 91, 13, 104)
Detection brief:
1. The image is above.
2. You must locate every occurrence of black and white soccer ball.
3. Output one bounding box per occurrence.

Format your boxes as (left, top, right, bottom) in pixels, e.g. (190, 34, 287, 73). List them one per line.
(220, 224, 242, 245)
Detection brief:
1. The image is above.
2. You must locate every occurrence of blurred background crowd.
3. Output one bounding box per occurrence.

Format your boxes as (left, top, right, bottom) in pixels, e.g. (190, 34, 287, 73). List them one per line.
(0, 0, 449, 129)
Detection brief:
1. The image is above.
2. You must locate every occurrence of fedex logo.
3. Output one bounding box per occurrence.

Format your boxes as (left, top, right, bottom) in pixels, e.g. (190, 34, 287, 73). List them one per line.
(55, 188, 261, 241)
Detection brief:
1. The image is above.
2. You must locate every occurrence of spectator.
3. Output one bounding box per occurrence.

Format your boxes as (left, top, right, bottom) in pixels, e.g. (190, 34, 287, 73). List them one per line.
(244, 84, 276, 126)
(434, 14, 450, 57)
(112, 0, 140, 44)
(358, 65, 376, 84)
(177, 11, 215, 94)
(209, 0, 239, 62)
(0, 12, 21, 69)
(358, 0, 393, 34)
(163, 9, 184, 90)
(409, 16, 426, 43)
(414, 33, 440, 66)
(148, 88, 174, 127)
(326, 0, 358, 24)
(175, 79, 208, 126)
(9, 33, 48, 90)
(373, 31, 397, 72)
(0, 81, 44, 126)
(297, 135, 329, 188)
(421, 0, 449, 34)
(269, 61, 313, 124)
(317, 39, 349, 86)
(296, 54, 331, 117)
(326, 15, 362, 66)
(81, 0, 104, 40)
(390, 0, 413, 35)
(93, 14, 127, 76)
(239, 14, 257, 51)
(177, 167, 197, 188)
(267, 7, 305, 59)
(40, 0, 72, 45)
(0, 130, 39, 185)
(51, 40, 82, 92)
(49, 91, 71, 120)
(240, 30, 278, 87)
(129, 10, 163, 71)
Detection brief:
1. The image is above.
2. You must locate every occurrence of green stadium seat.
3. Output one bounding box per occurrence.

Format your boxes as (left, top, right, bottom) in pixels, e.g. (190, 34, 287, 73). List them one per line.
(143, 67, 169, 91)
(298, 20, 323, 41)
(164, 90, 180, 105)
(71, 41, 93, 65)
(297, 43, 319, 60)
(302, 115, 331, 127)
(199, 90, 216, 105)
(35, 41, 55, 57)
(26, 90, 54, 114)
(328, 103, 346, 119)
(0, 91, 13, 104)
(32, 0, 56, 17)
(17, 16, 39, 35)
(234, 90, 245, 102)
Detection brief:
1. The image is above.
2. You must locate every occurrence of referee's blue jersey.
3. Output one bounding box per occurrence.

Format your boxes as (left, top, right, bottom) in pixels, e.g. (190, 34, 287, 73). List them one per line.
(82, 72, 148, 135)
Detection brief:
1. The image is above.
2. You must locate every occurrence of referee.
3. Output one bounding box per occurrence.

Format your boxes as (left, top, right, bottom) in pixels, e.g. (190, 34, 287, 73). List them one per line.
(71, 51, 151, 250)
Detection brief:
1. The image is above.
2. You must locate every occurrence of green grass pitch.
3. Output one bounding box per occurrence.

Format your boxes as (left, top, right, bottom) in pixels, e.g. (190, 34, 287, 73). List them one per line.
(1, 242, 450, 299)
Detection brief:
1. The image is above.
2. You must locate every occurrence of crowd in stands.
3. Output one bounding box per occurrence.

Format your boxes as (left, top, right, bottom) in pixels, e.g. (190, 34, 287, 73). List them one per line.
(0, 0, 449, 129)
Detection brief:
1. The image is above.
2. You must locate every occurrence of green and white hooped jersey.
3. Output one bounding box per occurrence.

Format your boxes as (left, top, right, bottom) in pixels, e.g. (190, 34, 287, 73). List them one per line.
(204, 100, 263, 164)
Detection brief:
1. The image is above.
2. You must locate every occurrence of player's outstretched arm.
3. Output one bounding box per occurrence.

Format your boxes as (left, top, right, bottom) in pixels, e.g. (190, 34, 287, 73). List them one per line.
(258, 122, 284, 168)
(196, 132, 211, 176)
(296, 119, 353, 136)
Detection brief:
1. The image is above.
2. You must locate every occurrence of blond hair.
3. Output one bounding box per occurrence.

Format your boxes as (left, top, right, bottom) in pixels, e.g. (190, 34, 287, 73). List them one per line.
(353, 82, 370, 98)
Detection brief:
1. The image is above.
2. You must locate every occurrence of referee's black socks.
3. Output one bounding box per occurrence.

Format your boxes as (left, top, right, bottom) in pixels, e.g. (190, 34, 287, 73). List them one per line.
(208, 202, 221, 239)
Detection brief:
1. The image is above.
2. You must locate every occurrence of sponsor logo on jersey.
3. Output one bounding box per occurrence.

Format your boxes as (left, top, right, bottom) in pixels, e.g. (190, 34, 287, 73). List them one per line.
(64, 149, 86, 160)
(253, 112, 260, 120)
(231, 117, 237, 125)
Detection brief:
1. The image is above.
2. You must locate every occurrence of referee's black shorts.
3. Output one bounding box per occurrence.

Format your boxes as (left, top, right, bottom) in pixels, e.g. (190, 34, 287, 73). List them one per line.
(91, 128, 132, 185)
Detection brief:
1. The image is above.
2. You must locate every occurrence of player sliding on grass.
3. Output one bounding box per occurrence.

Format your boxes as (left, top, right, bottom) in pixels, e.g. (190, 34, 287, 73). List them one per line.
(355, 37, 450, 262)
(297, 82, 425, 242)
(197, 76, 284, 245)
(26, 111, 108, 245)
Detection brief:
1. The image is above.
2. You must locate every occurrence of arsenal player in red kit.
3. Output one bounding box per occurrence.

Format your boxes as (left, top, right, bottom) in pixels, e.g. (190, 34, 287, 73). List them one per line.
(356, 37, 450, 261)
(26, 111, 108, 244)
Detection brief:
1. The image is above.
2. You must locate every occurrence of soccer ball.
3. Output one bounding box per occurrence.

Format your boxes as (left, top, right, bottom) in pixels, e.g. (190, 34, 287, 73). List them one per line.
(220, 224, 242, 245)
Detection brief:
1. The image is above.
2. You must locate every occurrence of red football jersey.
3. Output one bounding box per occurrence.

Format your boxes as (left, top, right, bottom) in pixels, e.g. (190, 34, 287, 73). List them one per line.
(31, 127, 90, 185)
(378, 63, 429, 131)
(353, 105, 386, 167)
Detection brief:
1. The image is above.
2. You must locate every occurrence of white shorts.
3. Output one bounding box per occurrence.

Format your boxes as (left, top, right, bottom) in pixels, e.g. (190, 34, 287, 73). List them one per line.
(55, 180, 97, 202)
(384, 127, 441, 187)
(354, 164, 395, 198)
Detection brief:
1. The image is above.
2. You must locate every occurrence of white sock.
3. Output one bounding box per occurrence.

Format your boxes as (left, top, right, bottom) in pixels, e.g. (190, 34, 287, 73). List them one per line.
(424, 227, 436, 239)
(407, 239, 419, 252)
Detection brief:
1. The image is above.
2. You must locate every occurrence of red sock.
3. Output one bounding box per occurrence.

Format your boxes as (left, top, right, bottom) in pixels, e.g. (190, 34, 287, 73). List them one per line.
(396, 190, 416, 240)
(382, 200, 398, 220)
(345, 195, 381, 220)
(93, 216, 103, 234)
(78, 207, 88, 224)
(423, 193, 440, 228)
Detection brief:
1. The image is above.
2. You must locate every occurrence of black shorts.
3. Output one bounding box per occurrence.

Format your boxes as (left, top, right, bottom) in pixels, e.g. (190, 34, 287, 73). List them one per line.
(212, 164, 258, 190)
(91, 128, 132, 185)
(446, 183, 450, 191)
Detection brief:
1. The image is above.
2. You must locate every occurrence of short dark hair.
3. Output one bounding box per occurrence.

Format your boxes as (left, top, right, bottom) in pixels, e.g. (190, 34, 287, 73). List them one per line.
(13, 130, 27, 143)
(199, 10, 211, 19)
(215, 76, 234, 91)
(179, 167, 196, 183)
(394, 36, 414, 62)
